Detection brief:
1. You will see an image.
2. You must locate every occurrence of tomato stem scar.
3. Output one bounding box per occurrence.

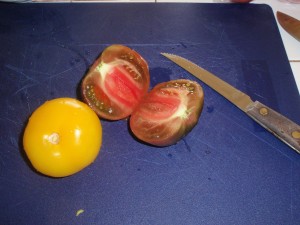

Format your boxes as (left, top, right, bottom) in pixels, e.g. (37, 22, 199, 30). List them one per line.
(48, 132, 60, 145)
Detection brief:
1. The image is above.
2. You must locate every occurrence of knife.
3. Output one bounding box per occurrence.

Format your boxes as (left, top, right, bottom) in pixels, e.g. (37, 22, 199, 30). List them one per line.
(161, 53, 300, 153)
(277, 11, 300, 42)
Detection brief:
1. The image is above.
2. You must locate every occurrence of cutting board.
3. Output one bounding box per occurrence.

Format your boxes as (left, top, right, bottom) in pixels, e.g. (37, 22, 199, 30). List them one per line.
(1, 3, 300, 225)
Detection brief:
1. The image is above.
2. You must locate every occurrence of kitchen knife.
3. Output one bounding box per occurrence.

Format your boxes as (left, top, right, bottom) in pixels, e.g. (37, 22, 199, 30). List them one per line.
(277, 11, 300, 42)
(161, 53, 300, 154)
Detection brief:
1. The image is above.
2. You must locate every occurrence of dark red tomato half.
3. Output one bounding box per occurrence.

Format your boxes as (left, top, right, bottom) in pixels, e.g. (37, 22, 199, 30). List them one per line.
(81, 45, 150, 120)
(130, 79, 204, 146)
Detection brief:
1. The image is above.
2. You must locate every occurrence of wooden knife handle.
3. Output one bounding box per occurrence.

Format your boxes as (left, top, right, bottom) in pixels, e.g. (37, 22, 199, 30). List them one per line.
(246, 101, 300, 154)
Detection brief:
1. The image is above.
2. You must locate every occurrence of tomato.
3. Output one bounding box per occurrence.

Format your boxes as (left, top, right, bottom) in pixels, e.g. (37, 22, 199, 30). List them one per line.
(81, 45, 150, 120)
(23, 98, 102, 177)
(130, 79, 204, 146)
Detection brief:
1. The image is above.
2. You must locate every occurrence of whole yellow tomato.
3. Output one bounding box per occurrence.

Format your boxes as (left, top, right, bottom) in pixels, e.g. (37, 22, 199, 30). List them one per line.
(23, 98, 102, 177)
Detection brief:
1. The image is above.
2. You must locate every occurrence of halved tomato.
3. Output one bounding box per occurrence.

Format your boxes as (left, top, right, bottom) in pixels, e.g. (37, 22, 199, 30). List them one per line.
(130, 79, 204, 146)
(81, 45, 150, 120)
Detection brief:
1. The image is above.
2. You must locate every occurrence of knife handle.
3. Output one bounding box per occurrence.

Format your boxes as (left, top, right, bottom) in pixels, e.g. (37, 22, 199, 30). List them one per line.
(246, 101, 300, 154)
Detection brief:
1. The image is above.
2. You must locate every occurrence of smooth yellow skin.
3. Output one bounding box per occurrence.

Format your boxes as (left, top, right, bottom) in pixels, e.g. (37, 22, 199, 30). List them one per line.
(23, 98, 102, 177)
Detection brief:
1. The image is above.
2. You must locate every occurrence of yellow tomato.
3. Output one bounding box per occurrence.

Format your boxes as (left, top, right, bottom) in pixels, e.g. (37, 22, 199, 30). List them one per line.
(23, 98, 102, 177)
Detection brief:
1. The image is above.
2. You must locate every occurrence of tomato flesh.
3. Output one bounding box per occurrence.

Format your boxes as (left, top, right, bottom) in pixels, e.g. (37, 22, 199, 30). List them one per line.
(104, 65, 144, 108)
(130, 79, 204, 146)
(135, 94, 180, 120)
(81, 45, 150, 120)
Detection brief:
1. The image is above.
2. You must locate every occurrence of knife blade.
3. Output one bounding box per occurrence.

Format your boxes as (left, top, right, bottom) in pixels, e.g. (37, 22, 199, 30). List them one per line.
(161, 53, 300, 153)
(277, 11, 300, 42)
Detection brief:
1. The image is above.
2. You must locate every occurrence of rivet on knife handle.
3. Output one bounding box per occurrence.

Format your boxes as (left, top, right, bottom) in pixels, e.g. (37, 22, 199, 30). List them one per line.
(246, 101, 300, 153)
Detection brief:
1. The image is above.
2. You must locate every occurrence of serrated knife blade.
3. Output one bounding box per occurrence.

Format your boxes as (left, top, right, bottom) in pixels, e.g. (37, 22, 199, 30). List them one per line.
(161, 53, 300, 154)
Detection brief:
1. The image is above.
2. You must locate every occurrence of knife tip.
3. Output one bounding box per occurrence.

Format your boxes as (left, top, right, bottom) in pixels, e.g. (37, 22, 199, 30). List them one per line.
(276, 11, 284, 19)
(160, 52, 169, 56)
(161, 52, 176, 59)
(276, 11, 294, 22)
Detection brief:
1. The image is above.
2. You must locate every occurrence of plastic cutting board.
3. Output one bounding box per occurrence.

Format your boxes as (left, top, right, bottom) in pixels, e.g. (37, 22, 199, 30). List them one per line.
(0, 3, 300, 225)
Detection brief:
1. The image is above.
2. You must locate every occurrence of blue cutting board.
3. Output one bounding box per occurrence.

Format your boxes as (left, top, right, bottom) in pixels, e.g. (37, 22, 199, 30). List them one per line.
(1, 3, 300, 225)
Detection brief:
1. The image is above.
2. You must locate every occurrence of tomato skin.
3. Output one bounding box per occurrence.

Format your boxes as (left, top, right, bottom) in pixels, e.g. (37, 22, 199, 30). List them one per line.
(81, 45, 150, 120)
(130, 79, 204, 146)
(23, 98, 102, 177)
